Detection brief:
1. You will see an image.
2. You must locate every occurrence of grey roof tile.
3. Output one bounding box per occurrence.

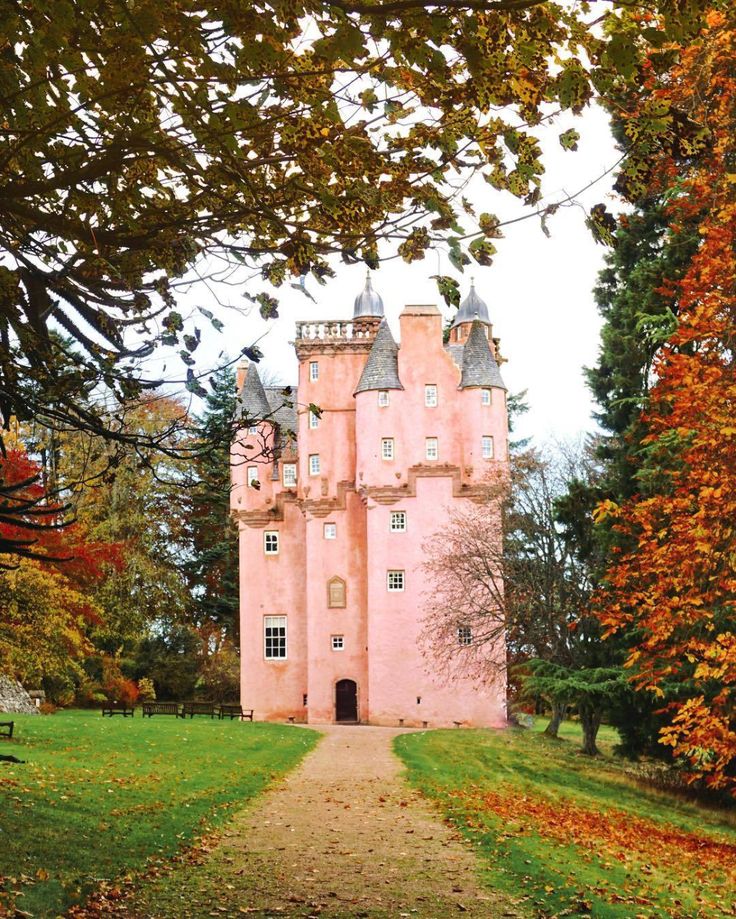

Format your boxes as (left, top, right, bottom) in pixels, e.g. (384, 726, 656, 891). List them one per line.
(459, 321, 506, 390)
(238, 363, 272, 419)
(354, 319, 404, 394)
(264, 386, 297, 433)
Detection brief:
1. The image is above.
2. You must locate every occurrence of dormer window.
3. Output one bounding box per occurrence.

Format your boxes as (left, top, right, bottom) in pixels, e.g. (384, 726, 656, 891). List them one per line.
(481, 389, 491, 406)
(424, 384, 438, 407)
(309, 361, 319, 381)
(378, 391, 390, 407)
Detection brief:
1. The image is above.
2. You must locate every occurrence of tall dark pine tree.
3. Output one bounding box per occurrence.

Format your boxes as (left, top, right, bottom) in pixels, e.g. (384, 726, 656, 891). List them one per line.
(571, 191, 700, 758)
(183, 366, 240, 642)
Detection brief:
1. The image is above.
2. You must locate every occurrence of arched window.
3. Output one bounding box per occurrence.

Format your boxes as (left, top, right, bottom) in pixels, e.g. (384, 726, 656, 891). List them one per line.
(327, 576, 346, 609)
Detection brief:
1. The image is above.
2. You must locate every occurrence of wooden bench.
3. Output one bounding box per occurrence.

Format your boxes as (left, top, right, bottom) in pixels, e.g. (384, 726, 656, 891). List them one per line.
(217, 704, 253, 721)
(102, 702, 134, 717)
(181, 701, 215, 719)
(0, 721, 14, 739)
(142, 701, 182, 718)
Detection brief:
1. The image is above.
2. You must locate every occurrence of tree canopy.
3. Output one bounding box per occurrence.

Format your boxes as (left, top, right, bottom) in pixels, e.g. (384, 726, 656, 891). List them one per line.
(0, 0, 719, 458)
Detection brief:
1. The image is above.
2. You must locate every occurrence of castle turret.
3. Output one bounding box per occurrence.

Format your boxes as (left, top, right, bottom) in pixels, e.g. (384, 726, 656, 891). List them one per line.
(353, 271, 384, 319)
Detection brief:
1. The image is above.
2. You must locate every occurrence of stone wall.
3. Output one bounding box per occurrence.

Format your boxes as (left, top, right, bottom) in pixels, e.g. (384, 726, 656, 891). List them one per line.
(0, 675, 38, 714)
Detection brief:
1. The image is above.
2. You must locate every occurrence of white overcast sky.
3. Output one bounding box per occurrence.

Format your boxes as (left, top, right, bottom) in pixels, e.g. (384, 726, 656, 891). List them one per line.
(171, 102, 619, 445)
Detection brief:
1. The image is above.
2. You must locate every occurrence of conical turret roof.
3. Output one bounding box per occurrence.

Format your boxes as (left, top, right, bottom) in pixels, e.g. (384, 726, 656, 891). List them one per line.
(451, 280, 491, 328)
(353, 271, 385, 319)
(354, 319, 404, 394)
(239, 362, 272, 419)
(459, 320, 506, 390)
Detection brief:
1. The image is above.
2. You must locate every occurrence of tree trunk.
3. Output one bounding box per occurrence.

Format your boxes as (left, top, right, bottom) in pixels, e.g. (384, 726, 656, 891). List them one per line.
(579, 703, 602, 756)
(543, 701, 567, 738)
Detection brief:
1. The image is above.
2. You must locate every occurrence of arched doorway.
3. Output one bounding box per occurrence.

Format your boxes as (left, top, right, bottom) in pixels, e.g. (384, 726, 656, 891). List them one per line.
(335, 679, 358, 723)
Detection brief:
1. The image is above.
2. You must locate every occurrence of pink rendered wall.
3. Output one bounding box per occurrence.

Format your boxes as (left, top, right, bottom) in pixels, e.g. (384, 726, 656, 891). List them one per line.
(297, 347, 367, 491)
(365, 477, 506, 727)
(237, 501, 308, 722)
(304, 491, 368, 723)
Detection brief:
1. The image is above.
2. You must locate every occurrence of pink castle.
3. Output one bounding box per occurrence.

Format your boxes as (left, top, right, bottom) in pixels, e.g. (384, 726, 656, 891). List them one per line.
(230, 277, 508, 727)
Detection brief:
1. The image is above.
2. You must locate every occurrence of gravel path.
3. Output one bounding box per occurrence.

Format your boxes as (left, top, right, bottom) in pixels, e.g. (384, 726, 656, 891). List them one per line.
(125, 725, 525, 918)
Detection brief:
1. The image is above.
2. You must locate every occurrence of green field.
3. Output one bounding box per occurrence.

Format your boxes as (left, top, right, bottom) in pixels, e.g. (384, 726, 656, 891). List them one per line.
(395, 724, 736, 919)
(0, 711, 318, 916)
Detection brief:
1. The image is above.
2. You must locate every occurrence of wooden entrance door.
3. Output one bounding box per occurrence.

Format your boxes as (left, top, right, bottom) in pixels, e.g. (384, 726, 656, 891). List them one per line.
(335, 679, 358, 722)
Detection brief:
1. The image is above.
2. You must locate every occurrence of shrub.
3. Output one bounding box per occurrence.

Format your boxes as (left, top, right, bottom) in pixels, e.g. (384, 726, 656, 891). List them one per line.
(137, 677, 156, 701)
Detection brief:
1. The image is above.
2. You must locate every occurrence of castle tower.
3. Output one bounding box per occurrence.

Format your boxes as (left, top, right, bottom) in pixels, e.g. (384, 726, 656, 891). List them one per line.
(231, 276, 509, 727)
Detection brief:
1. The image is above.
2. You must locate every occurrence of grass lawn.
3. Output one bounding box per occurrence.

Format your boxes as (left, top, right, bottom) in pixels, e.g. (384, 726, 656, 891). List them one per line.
(395, 722, 736, 919)
(0, 710, 318, 916)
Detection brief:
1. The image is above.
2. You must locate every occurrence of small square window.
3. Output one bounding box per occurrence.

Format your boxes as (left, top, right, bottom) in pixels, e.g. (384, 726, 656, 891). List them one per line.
(264, 615, 287, 659)
(390, 511, 407, 532)
(425, 437, 438, 461)
(381, 437, 394, 460)
(309, 361, 319, 381)
(378, 391, 390, 407)
(264, 531, 279, 555)
(481, 389, 491, 406)
(282, 463, 297, 487)
(248, 425, 259, 435)
(247, 465, 259, 486)
(309, 410, 319, 429)
(324, 522, 337, 539)
(481, 435, 494, 459)
(424, 384, 438, 407)
(309, 454, 320, 476)
(458, 626, 472, 646)
(387, 570, 405, 592)
(331, 635, 345, 651)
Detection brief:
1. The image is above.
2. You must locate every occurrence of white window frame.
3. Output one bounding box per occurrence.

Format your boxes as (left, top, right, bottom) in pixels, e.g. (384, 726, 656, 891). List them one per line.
(481, 389, 491, 406)
(248, 424, 259, 435)
(387, 569, 405, 592)
(264, 616, 287, 660)
(309, 454, 320, 476)
(381, 437, 394, 460)
(247, 465, 259, 486)
(309, 410, 319, 429)
(424, 384, 438, 407)
(282, 463, 297, 487)
(377, 390, 390, 407)
(309, 361, 319, 381)
(458, 625, 473, 646)
(481, 435, 494, 459)
(331, 635, 345, 651)
(425, 437, 438, 461)
(264, 531, 279, 555)
(390, 511, 407, 532)
(324, 522, 337, 540)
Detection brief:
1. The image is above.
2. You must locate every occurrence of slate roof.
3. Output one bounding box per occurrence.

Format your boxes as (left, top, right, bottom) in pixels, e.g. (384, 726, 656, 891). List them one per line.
(459, 320, 506, 390)
(264, 386, 297, 433)
(239, 362, 272, 419)
(451, 282, 491, 328)
(354, 319, 404, 394)
(237, 364, 298, 432)
(353, 272, 385, 318)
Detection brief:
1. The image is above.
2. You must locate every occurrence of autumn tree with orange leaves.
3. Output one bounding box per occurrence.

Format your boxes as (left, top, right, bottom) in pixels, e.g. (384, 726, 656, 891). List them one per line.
(597, 10, 736, 791)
